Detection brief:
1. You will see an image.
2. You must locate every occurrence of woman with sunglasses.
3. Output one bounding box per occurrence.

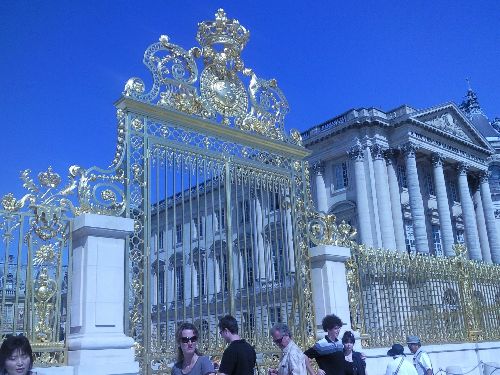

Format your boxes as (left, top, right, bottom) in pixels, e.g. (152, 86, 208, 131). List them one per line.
(172, 322, 215, 375)
(0, 336, 37, 375)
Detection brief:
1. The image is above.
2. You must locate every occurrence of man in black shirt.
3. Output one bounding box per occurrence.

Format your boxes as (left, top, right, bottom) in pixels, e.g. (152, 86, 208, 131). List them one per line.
(218, 314, 256, 375)
(304, 314, 344, 375)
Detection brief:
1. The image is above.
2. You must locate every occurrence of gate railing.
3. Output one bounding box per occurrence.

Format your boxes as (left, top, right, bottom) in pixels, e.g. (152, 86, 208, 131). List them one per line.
(0, 165, 125, 366)
(117, 8, 319, 374)
(346, 243, 500, 348)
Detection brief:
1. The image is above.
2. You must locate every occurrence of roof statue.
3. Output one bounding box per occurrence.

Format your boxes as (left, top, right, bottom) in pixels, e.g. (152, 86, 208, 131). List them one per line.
(123, 9, 301, 145)
(459, 81, 499, 138)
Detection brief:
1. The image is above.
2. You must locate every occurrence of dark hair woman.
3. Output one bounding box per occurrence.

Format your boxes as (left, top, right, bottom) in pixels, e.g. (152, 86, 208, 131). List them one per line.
(172, 322, 215, 375)
(0, 336, 36, 375)
(342, 331, 366, 375)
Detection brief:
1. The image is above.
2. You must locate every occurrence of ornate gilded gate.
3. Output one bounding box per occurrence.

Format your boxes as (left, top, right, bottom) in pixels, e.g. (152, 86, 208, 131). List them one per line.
(117, 9, 317, 373)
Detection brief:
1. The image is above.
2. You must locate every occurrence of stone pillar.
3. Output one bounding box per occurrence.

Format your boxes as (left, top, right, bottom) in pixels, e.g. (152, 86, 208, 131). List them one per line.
(68, 214, 139, 375)
(372, 145, 397, 250)
(479, 171, 500, 263)
(283, 197, 296, 273)
(385, 150, 406, 251)
(309, 245, 352, 335)
(349, 146, 374, 247)
(431, 154, 455, 256)
(457, 163, 482, 260)
(252, 197, 266, 281)
(312, 161, 329, 214)
(365, 145, 382, 247)
(402, 143, 429, 253)
(474, 188, 491, 263)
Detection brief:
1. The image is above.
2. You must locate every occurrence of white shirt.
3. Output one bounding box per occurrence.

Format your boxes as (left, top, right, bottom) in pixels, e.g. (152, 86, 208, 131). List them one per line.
(413, 348, 433, 375)
(386, 356, 418, 375)
(278, 340, 307, 375)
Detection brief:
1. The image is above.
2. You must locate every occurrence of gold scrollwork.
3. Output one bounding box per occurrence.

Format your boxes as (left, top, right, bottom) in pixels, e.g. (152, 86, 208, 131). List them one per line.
(307, 212, 357, 247)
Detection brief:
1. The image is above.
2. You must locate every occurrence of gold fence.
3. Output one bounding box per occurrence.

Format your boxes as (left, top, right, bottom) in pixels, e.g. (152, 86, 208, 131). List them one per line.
(347, 243, 500, 348)
(0, 165, 125, 366)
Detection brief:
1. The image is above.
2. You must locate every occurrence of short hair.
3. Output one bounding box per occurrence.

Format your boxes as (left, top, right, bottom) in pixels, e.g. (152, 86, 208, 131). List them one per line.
(322, 314, 343, 331)
(218, 315, 238, 334)
(270, 323, 292, 338)
(342, 331, 355, 344)
(0, 336, 34, 371)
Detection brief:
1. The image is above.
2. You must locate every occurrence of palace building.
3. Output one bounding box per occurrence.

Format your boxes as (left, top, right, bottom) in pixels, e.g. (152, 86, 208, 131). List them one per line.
(303, 88, 500, 264)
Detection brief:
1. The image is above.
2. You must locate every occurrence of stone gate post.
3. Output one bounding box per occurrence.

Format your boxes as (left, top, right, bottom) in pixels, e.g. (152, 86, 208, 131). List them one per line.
(309, 244, 352, 337)
(68, 214, 139, 375)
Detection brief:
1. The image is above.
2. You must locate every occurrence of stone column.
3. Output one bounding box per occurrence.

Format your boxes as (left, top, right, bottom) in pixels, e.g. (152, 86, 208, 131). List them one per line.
(372, 145, 397, 250)
(457, 163, 482, 260)
(474, 188, 491, 263)
(385, 150, 406, 251)
(402, 143, 429, 253)
(252, 197, 266, 281)
(431, 154, 455, 256)
(68, 214, 139, 375)
(479, 171, 500, 263)
(312, 161, 329, 213)
(349, 146, 374, 247)
(309, 245, 352, 336)
(283, 196, 295, 273)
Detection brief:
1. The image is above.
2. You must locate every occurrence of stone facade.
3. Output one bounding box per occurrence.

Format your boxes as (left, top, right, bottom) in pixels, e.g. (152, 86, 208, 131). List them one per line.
(303, 95, 500, 264)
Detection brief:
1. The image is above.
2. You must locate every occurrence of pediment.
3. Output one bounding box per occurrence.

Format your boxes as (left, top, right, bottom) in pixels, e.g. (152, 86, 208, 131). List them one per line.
(410, 103, 492, 150)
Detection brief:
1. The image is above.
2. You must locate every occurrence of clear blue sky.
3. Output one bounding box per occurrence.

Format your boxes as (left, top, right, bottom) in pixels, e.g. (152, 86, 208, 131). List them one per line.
(1, 0, 499, 198)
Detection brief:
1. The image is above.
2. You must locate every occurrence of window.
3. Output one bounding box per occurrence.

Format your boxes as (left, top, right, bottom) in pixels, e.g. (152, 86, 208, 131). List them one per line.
(196, 257, 207, 296)
(175, 265, 184, 301)
(269, 306, 282, 324)
(239, 201, 250, 223)
(176, 224, 183, 244)
(244, 249, 254, 287)
(333, 161, 349, 190)
(447, 178, 459, 202)
(194, 217, 204, 238)
(242, 312, 255, 337)
(158, 231, 164, 250)
(273, 193, 280, 210)
(397, 164, 407, 188)
(426, 173, 435, 196)
(216, 208, 226, 230)
(221, 254, 229, 292)
(404, 220, 415, 252)
(432, 225, 443, 256)
(158, 270, 165, 304)
(271, 239, 284, 281)
(456, 229, 465, 244)
(2, 305, 13, 324)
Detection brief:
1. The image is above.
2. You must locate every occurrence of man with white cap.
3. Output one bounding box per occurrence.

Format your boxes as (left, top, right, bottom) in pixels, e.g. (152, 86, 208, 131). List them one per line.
(385, 344, 417, 375)
(406, 336, 433, 375)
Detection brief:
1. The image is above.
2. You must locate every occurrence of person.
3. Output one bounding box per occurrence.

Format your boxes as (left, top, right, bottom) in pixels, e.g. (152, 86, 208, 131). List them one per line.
(304, 314, 344, 375)
(385, 344, 417, 375)
(268, 323, 307, 375)
(172, 322, 215, 375)
(406, 336, 433, 375)
(218, 314, 256, 375)
(0, 336, 37, 375)
(341, 331, 366, 375)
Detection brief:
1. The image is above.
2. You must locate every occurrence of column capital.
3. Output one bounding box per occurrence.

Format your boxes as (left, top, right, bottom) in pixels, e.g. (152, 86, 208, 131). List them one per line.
(311, 161, 325, 175)
(457, 162, 470, 175)
(479, 170, 491, 183)
(370, 145, 387, 161)
(431, 153, 445, 167)
(400, 142, 418, 158)
(383, 148, 399, 165)
(348, 146, 364, 161)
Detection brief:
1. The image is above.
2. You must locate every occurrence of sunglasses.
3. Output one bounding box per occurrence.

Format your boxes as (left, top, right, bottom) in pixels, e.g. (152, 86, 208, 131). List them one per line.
(181, 336, 198, 344)
(273, 336, 286, 344)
